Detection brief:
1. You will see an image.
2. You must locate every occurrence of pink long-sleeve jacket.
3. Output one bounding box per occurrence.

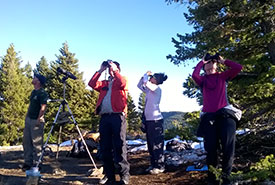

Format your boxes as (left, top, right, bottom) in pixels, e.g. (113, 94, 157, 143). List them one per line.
(192, 60, 242, 113)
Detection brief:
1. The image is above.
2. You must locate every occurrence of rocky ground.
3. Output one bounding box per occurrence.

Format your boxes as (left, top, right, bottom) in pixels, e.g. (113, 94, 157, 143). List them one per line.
(2, 126, 274, 185)
(0, 145, 207, 185)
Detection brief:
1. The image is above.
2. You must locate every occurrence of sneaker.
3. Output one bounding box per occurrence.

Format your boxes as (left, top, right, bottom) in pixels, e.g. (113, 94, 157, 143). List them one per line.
(119, 175, 130, 185)
(19, 164, 31, 171)
(32, 166, 42, 172)
(145, 166, 153, 173)
(99, 175, 115, 185)
(149, 168, 165, 175)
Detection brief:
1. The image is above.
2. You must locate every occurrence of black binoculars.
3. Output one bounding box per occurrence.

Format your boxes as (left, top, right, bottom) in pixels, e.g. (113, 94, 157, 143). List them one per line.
(205, 53, 220, 61)
(102, 60, 112, 67)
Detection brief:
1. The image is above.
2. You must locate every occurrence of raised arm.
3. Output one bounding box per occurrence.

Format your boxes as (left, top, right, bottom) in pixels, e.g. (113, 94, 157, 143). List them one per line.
(220, 60, 243, 80)
(137, 77, 147, 93)
(88, 72, 104, 92)
(192, 60, 204, 87)
(137, 72, 158, 93)
(88, 62, 109, 91)
(113, 71, 127, 90)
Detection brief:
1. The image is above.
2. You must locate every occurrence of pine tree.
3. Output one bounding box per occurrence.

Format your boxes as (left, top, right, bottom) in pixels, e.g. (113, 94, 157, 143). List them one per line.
(23, 62, 33, 78)
(33, 56, 52, 99)
(45, 42, 98, 142)
(127, 93, 142, 135)
(166, 0, 275, 127)
(0, 44, 32, 145)
(137, 92, 146, 113)
(34, 57, 51, 77)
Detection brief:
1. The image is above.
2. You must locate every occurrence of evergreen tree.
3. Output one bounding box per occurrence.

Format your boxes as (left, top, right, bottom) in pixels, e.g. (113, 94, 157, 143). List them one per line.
(23, 62, 33, 78)
(166, 0, 275, 127)
(137, 92, 146, 113)
(33, 56, 52, 98)
(46, 42, 98, 142)
(35, 56, 54, 95)
(127, 93, 142, 135)
(34, 57, 51, 77)
(0, 44, 32, 145)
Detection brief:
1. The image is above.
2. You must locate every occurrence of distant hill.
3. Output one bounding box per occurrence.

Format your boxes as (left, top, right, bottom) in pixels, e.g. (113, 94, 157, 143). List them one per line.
(162, 111, 186, 129)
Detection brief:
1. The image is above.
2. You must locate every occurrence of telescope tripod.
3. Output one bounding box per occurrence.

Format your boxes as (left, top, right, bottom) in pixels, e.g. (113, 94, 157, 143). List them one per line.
(35, 77, 99, 172)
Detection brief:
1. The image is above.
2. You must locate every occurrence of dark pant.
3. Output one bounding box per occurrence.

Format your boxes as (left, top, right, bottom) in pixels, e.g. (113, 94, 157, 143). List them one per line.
(145, 119, 165, 169)
(202, 114, 236, 181)
(99, 113, 130, 179)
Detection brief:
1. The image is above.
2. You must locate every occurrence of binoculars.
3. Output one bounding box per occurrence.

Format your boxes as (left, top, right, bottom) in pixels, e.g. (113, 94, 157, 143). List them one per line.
(205, 53, 220, 61)
(102, 60, 112, 67)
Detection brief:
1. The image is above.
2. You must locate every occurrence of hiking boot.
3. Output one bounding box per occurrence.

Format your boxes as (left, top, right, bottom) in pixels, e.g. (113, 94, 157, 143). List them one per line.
(119, 175, 130, 185)
(145, 166, 153, 173)
(19, 164, 31, 171)
(207, 172, 220, 185)
(149, 168, 165, 175)
(99, 175, 115, 185)
(221, 174, 232, 185)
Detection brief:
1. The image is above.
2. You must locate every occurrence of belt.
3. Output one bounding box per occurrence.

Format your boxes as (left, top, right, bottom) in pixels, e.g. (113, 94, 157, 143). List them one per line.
(101, 112, 123, 116)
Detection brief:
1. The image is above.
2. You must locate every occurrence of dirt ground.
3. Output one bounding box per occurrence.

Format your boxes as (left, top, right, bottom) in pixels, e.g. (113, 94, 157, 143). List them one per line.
(0, 145, 207, 185)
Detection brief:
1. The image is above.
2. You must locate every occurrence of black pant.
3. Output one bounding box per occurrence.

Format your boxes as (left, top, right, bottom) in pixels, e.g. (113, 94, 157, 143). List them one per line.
(145, 119, 165, 169)
(202, 114, 236, 178)
(99, 113, 130, 179)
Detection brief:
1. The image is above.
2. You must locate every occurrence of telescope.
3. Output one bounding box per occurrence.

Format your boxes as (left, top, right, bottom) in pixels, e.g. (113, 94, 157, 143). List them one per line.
(57, 67, 77, 80)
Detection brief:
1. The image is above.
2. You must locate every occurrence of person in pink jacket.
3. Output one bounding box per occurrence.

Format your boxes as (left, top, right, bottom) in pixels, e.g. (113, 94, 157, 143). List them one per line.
(88, 60, 130, 185)
(192, 53, 242, 185)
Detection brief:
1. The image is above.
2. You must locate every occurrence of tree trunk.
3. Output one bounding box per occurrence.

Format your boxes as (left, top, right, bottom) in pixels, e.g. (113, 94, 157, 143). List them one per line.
(262, 18, 275, 65)
(267, 41, 275, 65)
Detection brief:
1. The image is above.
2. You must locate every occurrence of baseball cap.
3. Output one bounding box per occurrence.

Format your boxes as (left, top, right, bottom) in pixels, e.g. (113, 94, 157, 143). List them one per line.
(34, 73, 46, 85)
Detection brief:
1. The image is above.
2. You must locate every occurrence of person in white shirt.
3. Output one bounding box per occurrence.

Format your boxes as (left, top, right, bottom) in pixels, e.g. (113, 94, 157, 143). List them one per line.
(137, 71, 168, 174)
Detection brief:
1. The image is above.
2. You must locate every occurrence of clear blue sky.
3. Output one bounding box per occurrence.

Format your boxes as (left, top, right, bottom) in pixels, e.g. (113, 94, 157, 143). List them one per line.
(0, 0, 201, 112)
